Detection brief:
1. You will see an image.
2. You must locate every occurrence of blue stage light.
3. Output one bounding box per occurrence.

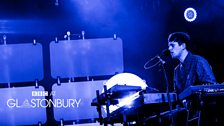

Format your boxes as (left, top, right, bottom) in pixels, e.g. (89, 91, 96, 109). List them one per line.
(184, 7, 197, 22)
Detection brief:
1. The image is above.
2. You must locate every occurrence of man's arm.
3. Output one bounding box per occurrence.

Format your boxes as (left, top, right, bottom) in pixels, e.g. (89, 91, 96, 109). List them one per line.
(196, 57, 216, 84)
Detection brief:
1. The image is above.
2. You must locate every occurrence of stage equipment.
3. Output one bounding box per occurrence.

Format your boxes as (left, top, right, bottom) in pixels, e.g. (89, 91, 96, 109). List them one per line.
(103, 73, 147, 91)
(49, 37, 123, 79)
(91, 75, 178, 125)
(144, 49, 169, 70)
(49, 36, 124, 125)
(101, 73, 148, 113)
(179, 84, 224, 126)
(184, 7, 197, 22)
(179, 83, 224, 100)
(0, 43, 44, 84)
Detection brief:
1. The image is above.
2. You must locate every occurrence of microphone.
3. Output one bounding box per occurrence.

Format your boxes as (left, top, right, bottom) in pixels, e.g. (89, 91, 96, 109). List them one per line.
(144, 49, 169, 69)
(157, 56, 166, 64)
(161, 49, 170, 56)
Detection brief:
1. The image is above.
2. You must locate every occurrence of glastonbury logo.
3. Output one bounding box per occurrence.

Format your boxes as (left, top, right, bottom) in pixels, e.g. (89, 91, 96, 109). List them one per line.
(7, 91, 81, 108)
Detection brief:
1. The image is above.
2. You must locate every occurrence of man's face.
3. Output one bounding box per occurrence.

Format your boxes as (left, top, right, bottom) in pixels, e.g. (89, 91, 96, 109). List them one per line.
(168, 41, 184, 59)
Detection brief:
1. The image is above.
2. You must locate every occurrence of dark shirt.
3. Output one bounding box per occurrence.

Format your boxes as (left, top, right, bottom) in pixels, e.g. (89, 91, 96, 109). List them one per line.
(174, 52, 216, 94)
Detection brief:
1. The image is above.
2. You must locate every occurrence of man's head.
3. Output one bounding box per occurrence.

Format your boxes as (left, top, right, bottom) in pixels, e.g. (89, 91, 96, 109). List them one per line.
(168, 32, 190, 59)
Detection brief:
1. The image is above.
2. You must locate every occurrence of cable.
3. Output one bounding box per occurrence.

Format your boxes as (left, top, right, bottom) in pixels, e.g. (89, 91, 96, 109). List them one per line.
(144, 56, 161, 69)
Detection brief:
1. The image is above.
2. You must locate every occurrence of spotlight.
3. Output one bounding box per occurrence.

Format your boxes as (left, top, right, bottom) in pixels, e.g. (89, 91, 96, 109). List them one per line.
(184, 7, 197, 22)
(103, 73, 148, 113)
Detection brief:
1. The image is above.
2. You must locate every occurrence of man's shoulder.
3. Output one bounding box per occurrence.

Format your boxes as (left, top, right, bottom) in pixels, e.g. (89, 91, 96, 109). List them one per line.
(190, 53, 208, 62)
(190, 53, 211, 67)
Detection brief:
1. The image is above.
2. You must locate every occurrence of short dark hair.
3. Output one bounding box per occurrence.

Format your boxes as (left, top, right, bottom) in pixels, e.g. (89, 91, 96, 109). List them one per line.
(168, 32, 190, 47)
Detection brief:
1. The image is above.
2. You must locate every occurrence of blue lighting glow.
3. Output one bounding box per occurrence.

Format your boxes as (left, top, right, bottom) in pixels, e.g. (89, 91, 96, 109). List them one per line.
(184, 7, 197, 22)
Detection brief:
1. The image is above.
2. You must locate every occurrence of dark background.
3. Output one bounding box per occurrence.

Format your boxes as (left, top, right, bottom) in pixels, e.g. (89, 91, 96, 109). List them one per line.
(0, 0, 223, 125)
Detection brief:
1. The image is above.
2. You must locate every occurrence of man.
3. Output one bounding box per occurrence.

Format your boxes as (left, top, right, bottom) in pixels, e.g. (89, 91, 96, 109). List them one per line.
(167, 32, 219, 126)
(168, 32, 216, 94)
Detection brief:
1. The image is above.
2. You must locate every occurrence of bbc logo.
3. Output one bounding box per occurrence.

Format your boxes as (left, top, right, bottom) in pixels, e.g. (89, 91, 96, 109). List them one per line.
(32, 91, 48, 96)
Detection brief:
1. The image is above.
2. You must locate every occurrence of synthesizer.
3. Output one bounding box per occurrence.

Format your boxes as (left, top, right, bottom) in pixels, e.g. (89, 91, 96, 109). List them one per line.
(179, 84, 224, 100)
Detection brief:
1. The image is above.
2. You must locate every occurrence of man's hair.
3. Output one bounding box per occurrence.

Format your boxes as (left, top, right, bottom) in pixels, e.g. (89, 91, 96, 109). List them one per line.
(168, 32, 190, 48)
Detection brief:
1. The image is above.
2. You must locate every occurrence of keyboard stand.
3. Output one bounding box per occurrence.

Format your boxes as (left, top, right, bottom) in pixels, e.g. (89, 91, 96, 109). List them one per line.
(186, 108, 201, 126)
(185, 91, 204, 126)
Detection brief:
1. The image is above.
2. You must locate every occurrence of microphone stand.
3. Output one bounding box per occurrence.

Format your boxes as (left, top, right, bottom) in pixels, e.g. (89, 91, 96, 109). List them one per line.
(158, 56, 174, 126)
